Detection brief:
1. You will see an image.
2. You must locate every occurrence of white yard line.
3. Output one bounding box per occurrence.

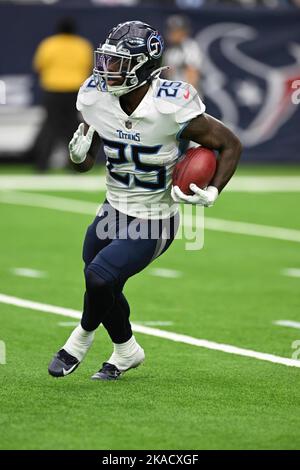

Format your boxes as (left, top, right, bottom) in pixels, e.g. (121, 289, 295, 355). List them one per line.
(203, 218, 300, 243)
(1, 292, 300, 369)
(0, 175, 106, 192)
(10, 267, 46, 279)
(281, 268, 300, 278)
(1, 190, 300, 243)
(135, 321, 174, 326)
(1, 175, 300, 192)
(227, 176, 300, 192)
(0, 190, 99, 215)
(149, 268, 182, 278)
(274, 320, 300, 330)
(0, 293, 81, 319)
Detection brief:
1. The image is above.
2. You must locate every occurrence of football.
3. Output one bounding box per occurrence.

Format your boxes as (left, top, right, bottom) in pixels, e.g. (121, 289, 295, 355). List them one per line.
(172, 146, 217, 195)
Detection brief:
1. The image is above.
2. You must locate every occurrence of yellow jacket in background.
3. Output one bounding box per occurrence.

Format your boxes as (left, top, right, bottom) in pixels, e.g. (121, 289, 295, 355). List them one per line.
(33, 33, 93, 92)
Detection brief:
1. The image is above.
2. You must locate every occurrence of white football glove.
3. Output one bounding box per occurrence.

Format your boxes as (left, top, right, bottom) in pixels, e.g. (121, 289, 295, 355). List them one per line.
(171, 184, 219, 207)
(69, 123, 95, 164)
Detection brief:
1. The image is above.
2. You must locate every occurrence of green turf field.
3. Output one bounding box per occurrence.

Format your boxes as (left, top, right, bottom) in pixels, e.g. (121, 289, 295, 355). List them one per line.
(0, 167, 300, 450)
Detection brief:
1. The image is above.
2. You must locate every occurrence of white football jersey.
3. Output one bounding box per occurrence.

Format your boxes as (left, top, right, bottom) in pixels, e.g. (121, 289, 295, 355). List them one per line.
(77, 76, 205, 219)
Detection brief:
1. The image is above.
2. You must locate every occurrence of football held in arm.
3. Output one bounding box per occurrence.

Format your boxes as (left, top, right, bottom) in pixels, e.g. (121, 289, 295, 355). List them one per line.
(49, 20, 242, 381)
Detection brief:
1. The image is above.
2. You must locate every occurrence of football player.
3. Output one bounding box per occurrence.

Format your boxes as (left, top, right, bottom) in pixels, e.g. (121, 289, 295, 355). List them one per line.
(48, 21, 242, 380)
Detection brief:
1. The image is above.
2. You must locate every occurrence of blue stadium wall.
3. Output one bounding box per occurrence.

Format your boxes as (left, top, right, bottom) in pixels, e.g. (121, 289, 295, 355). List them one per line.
(0, 3, 300, 163)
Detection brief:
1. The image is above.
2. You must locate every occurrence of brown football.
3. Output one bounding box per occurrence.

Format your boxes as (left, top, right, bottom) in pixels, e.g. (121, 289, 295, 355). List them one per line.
(172, 146, 217, 195)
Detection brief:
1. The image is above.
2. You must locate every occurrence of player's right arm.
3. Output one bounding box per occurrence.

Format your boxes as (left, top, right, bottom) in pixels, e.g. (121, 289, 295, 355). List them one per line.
(69, 121, 102, 173)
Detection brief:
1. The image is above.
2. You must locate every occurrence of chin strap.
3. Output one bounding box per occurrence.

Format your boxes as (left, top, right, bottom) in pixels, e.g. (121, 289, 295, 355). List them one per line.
(129, 66, 171, 92)
(107, 65, 172, 97)
(149, 65, 171, 80)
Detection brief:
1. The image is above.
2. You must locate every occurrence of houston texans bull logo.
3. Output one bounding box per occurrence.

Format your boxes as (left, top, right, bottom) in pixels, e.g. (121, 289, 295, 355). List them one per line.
(196, 23, 300, 147)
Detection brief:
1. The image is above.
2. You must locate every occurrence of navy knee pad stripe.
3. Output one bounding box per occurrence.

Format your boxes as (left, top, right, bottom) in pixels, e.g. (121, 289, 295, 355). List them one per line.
(85, 263, 119, 285)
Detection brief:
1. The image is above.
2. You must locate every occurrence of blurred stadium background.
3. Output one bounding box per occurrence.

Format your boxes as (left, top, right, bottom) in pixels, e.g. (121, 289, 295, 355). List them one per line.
(1, 0, 300, 165)
(1, 0, 300, 451)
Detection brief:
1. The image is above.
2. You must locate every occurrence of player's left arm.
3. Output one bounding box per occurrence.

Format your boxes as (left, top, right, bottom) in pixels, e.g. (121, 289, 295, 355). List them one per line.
(173, 113, 242, 207)
(182, 113, 242, 193)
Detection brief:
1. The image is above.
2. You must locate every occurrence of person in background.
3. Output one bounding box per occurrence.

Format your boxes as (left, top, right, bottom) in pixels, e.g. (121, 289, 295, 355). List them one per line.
(30, 18, 93, 171)
(163, 15, 203, 92)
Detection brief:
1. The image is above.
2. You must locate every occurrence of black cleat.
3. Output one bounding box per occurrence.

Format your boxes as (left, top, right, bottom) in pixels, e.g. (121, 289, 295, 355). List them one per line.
(91, 362, 121, 381)
(48, 349, 80, 378)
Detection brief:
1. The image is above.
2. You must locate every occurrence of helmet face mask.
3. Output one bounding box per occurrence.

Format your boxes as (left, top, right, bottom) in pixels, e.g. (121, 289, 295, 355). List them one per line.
(93, 21, 165, 97)
(93, 45, 148, 96)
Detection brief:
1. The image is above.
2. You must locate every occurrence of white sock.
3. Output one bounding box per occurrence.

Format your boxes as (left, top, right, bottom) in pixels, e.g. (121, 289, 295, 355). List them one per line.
(113, 335, 139, 357)
(107, 336, 142, 370)
(63, 324, 95, 362)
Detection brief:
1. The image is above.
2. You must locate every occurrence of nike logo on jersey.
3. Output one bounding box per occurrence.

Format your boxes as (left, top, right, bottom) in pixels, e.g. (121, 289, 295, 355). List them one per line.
(183, 88, 190, 100)
(117, 130, 141, 142)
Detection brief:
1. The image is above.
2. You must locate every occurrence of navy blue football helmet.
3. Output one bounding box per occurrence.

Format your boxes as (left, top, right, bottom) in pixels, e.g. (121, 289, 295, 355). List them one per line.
(93, 20, 166, 96)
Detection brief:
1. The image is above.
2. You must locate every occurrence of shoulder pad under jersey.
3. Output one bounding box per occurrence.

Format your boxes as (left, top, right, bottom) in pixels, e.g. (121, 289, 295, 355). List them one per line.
(76, 76, 100, 111)
(152, 78, 197, 115)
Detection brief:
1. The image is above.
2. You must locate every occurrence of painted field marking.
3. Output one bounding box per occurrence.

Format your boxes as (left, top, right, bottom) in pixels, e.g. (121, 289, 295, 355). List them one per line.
(58, 321, 80, 327)
(1, 191, 300, 243)
(274, 320, 300, 330)
(0, 175, 106, 192)
(203, 218, 300, 243)
(10, 267, 46, 279)
(0, 340, 6, 365)
(282, 268, 300, 278)
(0, 191, 99, 216)
(1, 292, 300, 369)
(135, 321, 174, 326)
(1, 175, 300, 192)
(227, 176, 300, 192)
(149, 268, 182, 279)
(0, 293, 80, 319)
(58, 320, 174, 327)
